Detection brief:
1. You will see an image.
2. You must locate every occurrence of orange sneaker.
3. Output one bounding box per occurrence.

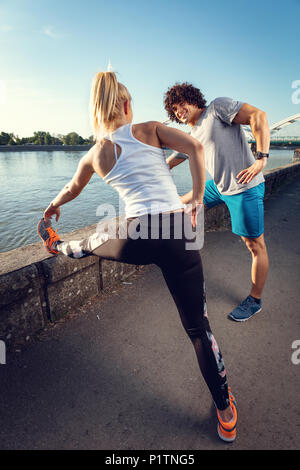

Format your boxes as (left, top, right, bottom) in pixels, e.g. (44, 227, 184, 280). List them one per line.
(217, 387, 237, 443)
(37, 218, 61, 254)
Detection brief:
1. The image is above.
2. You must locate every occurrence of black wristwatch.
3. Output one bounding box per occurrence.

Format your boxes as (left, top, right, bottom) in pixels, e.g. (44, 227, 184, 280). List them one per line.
(255, 151, 269, 160)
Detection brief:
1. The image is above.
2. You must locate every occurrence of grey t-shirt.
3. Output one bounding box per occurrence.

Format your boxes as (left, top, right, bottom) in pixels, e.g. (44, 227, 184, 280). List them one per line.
(173, 97, 265, 195)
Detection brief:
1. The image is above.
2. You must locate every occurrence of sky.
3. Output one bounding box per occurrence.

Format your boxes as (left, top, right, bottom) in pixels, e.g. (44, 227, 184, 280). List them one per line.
(0, 0, 300, 138)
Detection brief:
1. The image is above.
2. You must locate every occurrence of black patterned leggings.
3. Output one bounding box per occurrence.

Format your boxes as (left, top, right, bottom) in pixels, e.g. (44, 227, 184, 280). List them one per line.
(57, 212, 230, 410)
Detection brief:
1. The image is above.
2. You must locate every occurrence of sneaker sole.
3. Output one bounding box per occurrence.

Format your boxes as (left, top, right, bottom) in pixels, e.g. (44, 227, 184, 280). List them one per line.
(37, 219, 48, 241)
(217, 424, 236, 442)
(228, 307, 262, 322)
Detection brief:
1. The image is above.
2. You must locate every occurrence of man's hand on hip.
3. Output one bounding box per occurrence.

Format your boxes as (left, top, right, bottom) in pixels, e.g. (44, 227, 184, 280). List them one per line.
(236, 158, 267, 184)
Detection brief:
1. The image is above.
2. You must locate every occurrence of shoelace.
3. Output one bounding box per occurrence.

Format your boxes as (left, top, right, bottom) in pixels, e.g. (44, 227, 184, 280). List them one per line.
(47, 227, 58, 238)
(239, 297, 253, 311)
(46, 227, 60, 247)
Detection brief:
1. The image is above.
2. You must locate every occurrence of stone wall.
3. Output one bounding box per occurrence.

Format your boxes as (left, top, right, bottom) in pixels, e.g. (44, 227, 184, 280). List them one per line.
(1, 162, 300, 347)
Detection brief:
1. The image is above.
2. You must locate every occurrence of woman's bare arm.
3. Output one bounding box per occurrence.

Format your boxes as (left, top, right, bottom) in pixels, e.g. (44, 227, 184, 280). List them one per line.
(43, 147, 95, 221)
(156, 122, 205, 204)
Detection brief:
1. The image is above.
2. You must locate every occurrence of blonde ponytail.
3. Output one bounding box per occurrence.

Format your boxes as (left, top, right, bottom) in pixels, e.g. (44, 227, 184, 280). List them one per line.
(90, 71, 131, 140)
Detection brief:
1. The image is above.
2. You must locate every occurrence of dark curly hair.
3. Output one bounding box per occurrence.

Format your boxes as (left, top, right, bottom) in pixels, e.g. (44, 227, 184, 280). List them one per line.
(164, 82, 207, 123)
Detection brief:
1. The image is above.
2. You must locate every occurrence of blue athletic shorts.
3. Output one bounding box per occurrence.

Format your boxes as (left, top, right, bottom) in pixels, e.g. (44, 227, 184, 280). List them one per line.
(204, 180, 265, 238)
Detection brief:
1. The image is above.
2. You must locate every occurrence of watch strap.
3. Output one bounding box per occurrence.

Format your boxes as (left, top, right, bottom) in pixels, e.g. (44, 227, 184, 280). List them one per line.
(256, 151, 269, 159)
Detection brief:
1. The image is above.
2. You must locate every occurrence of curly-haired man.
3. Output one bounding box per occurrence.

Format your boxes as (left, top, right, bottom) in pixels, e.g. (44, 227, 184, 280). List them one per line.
(164, 83, 270, 322)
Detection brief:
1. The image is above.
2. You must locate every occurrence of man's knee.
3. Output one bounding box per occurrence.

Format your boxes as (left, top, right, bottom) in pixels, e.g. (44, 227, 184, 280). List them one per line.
(241, 234, 266, 255)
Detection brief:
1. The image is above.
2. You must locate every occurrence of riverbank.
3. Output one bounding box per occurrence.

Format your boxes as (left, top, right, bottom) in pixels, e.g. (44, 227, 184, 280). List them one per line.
(0, 144, 93, 152)
(0, 144, 298, 152)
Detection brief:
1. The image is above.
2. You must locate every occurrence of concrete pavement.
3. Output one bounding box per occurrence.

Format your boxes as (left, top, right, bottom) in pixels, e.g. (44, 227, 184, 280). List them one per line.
(1, 177, 300, 450)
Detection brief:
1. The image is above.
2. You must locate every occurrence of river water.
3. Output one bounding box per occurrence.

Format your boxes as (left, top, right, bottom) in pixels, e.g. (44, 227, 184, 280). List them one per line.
(0, 148, 294, 253)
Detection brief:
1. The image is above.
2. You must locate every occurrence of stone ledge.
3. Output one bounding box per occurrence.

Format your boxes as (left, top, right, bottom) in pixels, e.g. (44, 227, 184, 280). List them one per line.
(1, 162, 300, 346)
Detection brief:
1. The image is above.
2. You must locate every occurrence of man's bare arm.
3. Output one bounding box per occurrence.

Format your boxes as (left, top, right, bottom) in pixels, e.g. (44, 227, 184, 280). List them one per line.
(166, 152, 188, 170)
(233, 103, 270, 153)
(233, 103, 270, 184)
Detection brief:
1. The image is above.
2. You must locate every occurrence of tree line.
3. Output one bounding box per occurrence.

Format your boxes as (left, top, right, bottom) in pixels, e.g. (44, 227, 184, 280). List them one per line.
(0, 131, 94, 146)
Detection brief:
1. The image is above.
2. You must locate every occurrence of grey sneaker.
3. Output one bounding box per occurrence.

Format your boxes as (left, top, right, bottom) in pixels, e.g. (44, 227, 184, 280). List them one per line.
(229, 296, 262, 322)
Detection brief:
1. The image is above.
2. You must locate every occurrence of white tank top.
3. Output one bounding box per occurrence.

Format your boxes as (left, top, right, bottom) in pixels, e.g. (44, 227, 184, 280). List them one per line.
(102, 124, 184, 218)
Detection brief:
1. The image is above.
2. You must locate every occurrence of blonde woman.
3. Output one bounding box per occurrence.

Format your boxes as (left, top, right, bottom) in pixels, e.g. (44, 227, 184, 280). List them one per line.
(37, 71, 237, 442)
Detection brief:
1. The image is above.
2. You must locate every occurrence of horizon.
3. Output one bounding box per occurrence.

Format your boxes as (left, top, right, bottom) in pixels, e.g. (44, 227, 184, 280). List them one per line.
(1, 0, 300, 138)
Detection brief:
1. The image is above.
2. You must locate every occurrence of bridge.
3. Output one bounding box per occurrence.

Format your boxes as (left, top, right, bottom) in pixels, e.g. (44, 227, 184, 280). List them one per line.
(253, 137, 300, 147)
